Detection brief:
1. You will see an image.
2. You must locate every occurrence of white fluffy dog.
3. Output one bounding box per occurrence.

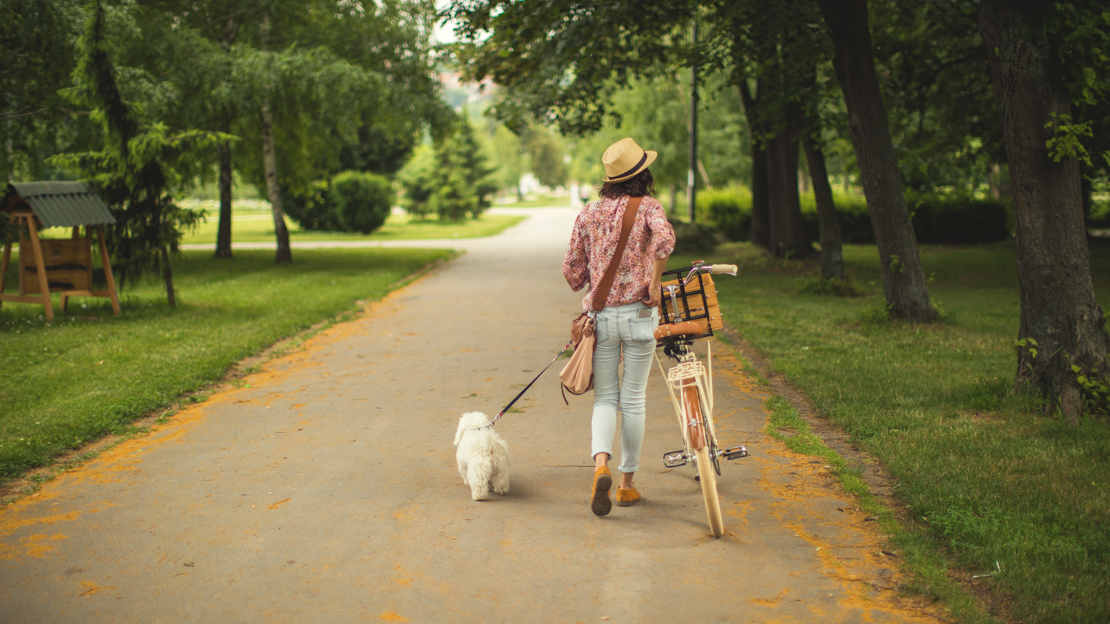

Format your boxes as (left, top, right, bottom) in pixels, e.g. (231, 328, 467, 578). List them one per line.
(454, 412, 511, 501)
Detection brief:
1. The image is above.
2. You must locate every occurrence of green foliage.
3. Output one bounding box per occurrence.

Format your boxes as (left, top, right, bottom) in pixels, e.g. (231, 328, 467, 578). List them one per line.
(706, 241, 1110, 623)
(401, 119, 496, 222)
(699, 186, 753, 241)
(0, 0, 86, 182)
(870, 0, 1002, 192)
(671, 221, 724, 256)
(330, 171, 393, 235)
(284, 171, 394, 234)
(1072, 362, 1110, 417)
(1045, 112, 1096, 167)
(49, 1, 230, 293)
(523, 127, 569, 189)
(699, 186, 1011, 246)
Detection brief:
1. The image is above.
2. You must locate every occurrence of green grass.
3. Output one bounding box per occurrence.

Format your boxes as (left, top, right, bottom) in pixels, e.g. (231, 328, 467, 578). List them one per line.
(0, 247, 454, 481)
(494, 193, 572, 208)
(704, 241, 1110, 623)
(178, 201, 525, 245)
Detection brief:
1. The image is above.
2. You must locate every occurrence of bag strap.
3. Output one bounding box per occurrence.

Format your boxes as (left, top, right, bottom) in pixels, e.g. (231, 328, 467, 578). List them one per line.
(591, 196, 642, 312)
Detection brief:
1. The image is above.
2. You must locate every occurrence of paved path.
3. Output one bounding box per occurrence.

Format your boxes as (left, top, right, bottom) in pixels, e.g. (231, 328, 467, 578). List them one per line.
(1, 209, 945, 622)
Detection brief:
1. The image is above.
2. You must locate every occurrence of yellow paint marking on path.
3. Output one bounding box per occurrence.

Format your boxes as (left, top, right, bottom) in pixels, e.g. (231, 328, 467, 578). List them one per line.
(379, 611, 409, 622)
(77, 581, 117, 596)
(268, 498, 291, 510)
(748, 588, 790, 607)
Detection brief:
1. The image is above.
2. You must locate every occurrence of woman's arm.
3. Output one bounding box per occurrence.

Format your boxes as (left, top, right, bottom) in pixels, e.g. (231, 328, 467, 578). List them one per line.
(642, 256, 668, 308)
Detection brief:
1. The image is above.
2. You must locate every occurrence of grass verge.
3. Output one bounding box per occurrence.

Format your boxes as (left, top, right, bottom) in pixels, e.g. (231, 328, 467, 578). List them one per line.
(702, 241, 1110, 624)
(177, 208, 525, 245)
(0, 247, 455, 483)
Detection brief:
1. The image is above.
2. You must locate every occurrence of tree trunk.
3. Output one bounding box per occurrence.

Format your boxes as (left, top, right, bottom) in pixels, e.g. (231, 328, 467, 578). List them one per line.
(764, 128, 810, 258)
(259, 11, 292, 263)
(214, 139, 233, 258)
(817, 0, 938, 322)
(738, 82, 770, 249)
(980, 0, 1109, 424)
(214, 18, 238, 259)
(804, 138, 845, 280)
(669, 183, 678, 217)
(160, 244, 176, 307)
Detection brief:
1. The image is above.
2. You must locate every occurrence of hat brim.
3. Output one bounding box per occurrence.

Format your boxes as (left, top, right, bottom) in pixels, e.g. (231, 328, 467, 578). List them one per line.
(602, 150, 657, 183)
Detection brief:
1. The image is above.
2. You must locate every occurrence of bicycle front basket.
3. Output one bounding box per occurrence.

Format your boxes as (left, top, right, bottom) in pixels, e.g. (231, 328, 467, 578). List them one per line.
(657, 271, 723, 339)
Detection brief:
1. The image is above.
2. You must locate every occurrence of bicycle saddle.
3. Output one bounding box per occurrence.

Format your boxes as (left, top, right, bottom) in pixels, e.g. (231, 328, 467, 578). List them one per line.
(654, 321, 704, 341)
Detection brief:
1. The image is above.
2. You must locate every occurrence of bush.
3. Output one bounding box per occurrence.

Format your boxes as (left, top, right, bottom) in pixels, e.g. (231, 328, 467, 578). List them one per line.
(698, 185, 1011, 246)
(283, 180, 337, 231)
(698, 187, 751, 242)
(672, 221, 725, 255)
(905, 193, 1011, 244)
(284, 171, 394, 234)
(330, 171, 393, 234)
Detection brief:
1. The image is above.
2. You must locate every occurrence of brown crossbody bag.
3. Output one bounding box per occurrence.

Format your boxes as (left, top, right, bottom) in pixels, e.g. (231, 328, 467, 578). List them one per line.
(559, 197, 642, 398)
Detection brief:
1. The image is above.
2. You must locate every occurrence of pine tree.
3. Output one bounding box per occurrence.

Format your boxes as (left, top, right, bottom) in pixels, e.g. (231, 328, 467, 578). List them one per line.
(50, 0, 230, 306)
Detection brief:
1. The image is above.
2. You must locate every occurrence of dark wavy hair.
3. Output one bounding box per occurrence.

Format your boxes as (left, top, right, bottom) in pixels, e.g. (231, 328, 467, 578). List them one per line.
(598, 168, 656, 199)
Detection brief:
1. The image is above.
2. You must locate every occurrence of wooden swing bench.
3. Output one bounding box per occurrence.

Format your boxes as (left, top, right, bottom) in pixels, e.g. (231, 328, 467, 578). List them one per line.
(0, 181, 120, 322)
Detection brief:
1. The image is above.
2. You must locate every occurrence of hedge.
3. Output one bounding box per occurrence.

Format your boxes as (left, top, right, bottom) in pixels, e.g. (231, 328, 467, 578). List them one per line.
(698, 186, 1013, 245)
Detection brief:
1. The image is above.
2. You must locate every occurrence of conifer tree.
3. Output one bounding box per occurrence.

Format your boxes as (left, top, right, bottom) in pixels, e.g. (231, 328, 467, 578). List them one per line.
(51, 0, 230, 306)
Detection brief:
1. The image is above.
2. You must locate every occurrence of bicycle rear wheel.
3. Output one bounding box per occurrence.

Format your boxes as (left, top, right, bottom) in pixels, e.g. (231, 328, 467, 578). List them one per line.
(694, 446, 724, 537)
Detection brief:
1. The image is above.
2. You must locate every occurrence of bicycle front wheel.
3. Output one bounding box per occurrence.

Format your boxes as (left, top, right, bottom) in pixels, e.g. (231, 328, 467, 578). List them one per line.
(694, 446, 724, 537)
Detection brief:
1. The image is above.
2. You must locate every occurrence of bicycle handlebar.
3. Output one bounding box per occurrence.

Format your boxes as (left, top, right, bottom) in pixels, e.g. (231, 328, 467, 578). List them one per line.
(710, 264, 738, 276)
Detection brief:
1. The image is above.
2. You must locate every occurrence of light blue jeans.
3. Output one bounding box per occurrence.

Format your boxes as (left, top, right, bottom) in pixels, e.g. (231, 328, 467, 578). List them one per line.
(591, 301, 658, 474)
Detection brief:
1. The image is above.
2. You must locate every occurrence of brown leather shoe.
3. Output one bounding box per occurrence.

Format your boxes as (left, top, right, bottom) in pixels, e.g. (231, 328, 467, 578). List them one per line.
(591, 466, 612, 516)
(615, 487, 641, 507)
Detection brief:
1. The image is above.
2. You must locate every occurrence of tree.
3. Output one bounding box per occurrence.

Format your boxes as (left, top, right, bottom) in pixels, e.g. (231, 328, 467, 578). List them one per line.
(978, 0, 1110, 423)
(432, 119, 496, 220)
(51, 0, 229, 306)
(0, 0, 91, 182)
(126, 0, 450, 262)
(815, 0, 939, 322)
(522, 125, 568, 190)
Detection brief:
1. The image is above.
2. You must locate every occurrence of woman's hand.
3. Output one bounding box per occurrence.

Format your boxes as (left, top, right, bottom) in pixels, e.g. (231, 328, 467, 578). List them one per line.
(642, 256, 668, 308)
(642, 279, 661, 308)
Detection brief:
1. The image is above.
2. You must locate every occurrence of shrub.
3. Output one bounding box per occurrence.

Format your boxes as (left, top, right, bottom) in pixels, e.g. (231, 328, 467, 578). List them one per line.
(330, 171, 393, 234)
(698, 186, 751, 241)
(698, 185, 1010, 246)
(905, 193, 1011, 244)
(284, 171, 394, 234)
(283, 180, 338, 231)
(672, 221, 725, 255)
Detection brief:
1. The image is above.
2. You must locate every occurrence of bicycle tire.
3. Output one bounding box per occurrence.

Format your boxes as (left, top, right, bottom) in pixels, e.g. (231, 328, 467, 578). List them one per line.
(694, 445, 724, 537)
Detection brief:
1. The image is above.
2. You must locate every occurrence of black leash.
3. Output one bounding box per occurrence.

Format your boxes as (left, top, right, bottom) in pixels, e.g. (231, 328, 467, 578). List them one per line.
(486, 339, 575, 428)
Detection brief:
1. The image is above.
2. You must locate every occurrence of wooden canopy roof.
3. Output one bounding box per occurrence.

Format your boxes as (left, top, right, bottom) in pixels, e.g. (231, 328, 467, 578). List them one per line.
(3, 181, 115, 229)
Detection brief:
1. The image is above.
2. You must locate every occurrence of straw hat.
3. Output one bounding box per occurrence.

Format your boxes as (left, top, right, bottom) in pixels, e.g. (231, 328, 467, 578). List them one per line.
(602, 138, 657, 182)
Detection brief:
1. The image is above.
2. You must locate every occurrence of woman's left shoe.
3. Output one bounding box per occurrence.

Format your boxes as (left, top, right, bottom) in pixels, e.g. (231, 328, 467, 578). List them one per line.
(615, 487, 641, 507)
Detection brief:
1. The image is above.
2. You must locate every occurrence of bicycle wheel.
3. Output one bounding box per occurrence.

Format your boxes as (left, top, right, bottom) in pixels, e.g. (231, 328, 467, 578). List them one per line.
(683, 385, 723, 537)
(694, 445, 724, 537)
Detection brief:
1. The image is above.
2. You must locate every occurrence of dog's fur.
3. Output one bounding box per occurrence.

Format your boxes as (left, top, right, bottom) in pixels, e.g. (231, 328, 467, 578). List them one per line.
(454, 412, 511, 501)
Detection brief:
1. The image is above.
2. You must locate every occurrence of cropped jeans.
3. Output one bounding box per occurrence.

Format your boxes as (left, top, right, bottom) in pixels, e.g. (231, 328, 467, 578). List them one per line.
(591, 301, 658, 474)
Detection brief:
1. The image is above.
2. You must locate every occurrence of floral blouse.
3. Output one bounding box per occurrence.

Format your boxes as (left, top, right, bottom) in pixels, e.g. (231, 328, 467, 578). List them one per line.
(562, 195, 676, 310)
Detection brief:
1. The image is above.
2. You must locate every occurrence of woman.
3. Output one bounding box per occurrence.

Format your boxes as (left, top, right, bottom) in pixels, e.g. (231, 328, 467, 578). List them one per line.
(562, 138, 675, 517)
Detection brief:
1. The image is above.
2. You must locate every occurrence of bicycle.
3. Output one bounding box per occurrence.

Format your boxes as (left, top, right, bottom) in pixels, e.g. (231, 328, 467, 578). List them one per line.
(653, 261, 749, 537)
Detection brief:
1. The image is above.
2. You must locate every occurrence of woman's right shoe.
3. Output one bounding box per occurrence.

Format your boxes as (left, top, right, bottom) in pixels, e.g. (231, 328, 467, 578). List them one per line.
(615, 487, 641, 507)
(591, 466, 613, 516)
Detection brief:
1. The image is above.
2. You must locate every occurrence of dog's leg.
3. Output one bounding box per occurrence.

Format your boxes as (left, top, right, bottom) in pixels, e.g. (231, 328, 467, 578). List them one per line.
(466, 457, 492, 501)
(491, 466, 510, 496)
(457, 456, 469, 484)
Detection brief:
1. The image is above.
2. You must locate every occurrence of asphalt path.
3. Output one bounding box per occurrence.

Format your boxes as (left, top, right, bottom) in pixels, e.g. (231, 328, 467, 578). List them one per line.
(1, 207, 947, 622)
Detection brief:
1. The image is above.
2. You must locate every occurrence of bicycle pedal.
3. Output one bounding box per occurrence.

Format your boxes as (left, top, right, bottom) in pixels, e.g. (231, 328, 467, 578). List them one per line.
(663, 450, 688, 468)
(723, 445, 749, 460)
